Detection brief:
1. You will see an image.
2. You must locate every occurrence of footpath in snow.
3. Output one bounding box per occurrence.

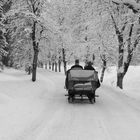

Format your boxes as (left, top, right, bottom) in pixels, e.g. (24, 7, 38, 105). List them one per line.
(0, 67, 140, 140)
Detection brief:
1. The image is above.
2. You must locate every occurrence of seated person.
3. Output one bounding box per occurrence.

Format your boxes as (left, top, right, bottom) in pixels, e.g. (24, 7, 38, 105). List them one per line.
(65, 59, 83, 89)
(84, 61, 100, 86)
(71, 59, 83, 70)
(84, 61, 100, 102)
(84, 61, 95, 70)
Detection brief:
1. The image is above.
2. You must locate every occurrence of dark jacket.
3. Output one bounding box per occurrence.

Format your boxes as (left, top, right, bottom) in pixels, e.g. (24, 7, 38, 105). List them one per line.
(84, 65, 95, 70)
(71, 65, 83, 70)
(65, 65, 83, 89)
(84, 65, 100, 88)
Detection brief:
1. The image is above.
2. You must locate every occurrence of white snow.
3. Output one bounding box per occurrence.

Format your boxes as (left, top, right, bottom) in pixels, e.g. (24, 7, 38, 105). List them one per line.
(0, 66, 140, 140)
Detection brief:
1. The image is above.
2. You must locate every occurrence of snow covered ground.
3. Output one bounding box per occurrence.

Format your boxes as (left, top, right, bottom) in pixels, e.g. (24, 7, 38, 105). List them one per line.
(103, 66, 140, 101)
(0, 66, 140, 140)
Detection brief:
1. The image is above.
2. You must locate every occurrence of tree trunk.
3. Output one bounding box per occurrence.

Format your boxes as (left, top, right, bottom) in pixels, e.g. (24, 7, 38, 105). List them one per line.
(117, 31, 125, 88)
(55, 61, 57, 72)
(62, 48, 67, 75)
(28, 66, 32, 75)
(110, 13, 125, 89)
(32, 49, 39, 81)
(117, 43, 124, 88)
(45, 63, 47, 69)
(49, 61, 51, 69)
(117, 73, 124, 89)
(100, 57, 106, 83)
(117, 24, 136, 89)
(32, 21, 39, 82)
(58, 56, 61, 72)
(58, 59, 61, 72)
(52, 62, 54, 71)
(41, 62, 43, 68)
(116, 41, 124, 88)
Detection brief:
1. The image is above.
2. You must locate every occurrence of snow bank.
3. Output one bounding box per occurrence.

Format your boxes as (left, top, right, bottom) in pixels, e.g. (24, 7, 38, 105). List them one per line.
(103, 66, 140, 101)
(123, 66, 140, 100)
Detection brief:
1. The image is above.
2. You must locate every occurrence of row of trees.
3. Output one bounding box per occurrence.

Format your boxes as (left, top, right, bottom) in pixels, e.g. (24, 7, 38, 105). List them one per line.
(0, 0, 140, 89)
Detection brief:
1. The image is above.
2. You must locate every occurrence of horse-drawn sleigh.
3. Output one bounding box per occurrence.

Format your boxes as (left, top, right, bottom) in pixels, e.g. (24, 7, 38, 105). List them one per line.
(65, 69, 100, 104)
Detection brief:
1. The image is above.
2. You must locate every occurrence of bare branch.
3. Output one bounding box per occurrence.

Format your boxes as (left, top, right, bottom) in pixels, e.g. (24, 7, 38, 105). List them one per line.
(121, 20, 127, 33)
(112, 0, 140, 13)
(110, 13, 120, 35)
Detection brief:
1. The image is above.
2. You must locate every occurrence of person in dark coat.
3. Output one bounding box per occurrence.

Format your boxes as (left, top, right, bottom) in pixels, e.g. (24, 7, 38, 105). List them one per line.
(65, 59, 83, 89)
(84, 61, 95, 70)
(84, 61, 100, 103)
(71, 59, 83, 70)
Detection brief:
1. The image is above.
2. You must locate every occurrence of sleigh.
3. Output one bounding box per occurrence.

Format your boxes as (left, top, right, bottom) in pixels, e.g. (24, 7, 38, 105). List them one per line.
(65, 69, 100, 103)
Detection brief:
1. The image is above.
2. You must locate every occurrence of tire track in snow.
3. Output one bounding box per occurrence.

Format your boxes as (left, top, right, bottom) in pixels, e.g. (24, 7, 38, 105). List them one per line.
(13, 71, 60, 140)
(94, 85, 140, 140)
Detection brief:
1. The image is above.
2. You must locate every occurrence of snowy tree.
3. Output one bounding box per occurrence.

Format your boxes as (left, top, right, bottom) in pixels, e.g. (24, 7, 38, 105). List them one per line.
(47, 0, 80, 74)
(112, 0, 140, 13)
(7, 0, 54, 81)
(106, 0, 140, 89)
(90, 2, 118, 82)
(46, 0, 106, 74)
(0, 0, 7, 60)
(97, 31, 117, 82)
(2, 0, 13, 66)
(10, 34, 33, 69)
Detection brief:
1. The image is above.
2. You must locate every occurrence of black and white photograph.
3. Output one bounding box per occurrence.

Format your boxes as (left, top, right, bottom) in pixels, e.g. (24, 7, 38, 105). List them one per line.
(0, 0, 140, 139)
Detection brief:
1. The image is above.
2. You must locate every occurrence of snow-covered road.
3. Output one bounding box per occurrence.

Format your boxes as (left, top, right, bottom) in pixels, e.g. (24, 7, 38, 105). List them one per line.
(32, 70, 140, 140)
(0, 68, 140, 140)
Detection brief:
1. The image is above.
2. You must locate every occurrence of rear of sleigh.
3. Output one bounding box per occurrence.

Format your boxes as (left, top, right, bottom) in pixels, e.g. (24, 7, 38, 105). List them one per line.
(65, 69, 100, 104)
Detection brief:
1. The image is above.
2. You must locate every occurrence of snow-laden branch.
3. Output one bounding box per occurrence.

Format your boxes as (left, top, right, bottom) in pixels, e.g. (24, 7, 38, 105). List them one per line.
(112, 0, 140, 13)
